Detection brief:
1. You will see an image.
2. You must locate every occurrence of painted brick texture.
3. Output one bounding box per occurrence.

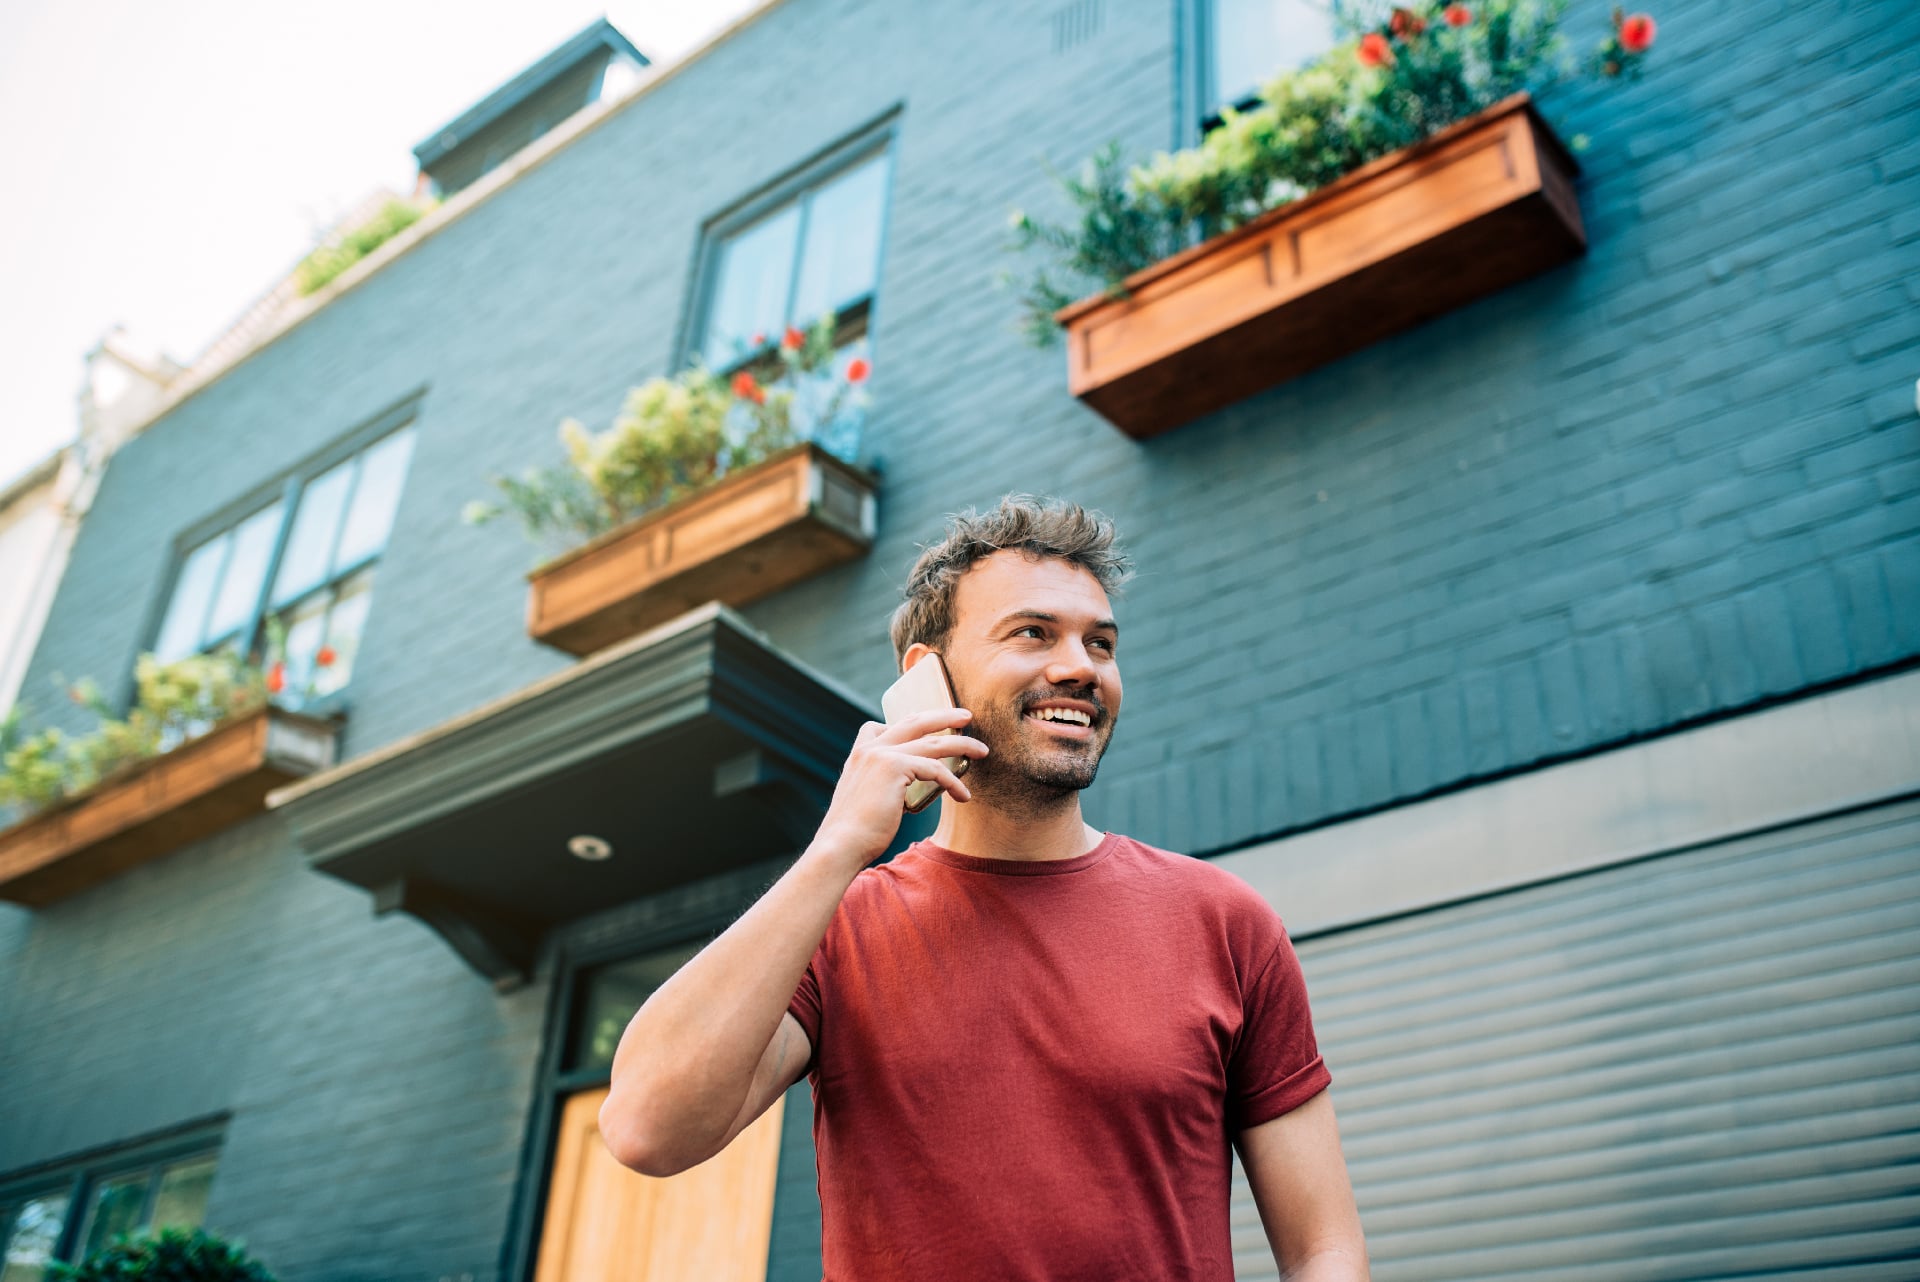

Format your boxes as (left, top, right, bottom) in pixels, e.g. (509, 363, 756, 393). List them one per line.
(2, 0, 1916, 1279)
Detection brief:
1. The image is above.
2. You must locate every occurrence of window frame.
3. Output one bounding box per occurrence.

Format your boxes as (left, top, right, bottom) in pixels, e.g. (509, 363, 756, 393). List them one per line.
(672, 109, 902, 381)
(0, 1120, 225, 1271)
(133, 390, 426, 717)
(1175, 0, 1347, 146)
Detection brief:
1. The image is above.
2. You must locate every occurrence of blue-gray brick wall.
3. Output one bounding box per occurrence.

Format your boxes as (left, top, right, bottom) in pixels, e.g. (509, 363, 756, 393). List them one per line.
(2, 0, 1916, 1278)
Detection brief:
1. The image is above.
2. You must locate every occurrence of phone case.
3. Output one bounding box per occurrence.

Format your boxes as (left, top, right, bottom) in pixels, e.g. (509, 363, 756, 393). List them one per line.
(880, 653, 969, 813)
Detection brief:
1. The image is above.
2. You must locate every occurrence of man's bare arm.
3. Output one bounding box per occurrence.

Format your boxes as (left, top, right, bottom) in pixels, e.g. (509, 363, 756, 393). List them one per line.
(598, 707, 985, 1177)
(1235, 1090, 1370, 1280)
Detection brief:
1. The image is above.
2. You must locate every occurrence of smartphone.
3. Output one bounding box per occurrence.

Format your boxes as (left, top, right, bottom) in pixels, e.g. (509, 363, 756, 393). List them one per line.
(880, 652, 969, 814)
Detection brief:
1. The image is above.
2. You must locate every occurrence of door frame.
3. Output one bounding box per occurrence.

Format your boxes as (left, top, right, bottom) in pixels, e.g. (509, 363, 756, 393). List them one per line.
(498, 854, 794, 1282)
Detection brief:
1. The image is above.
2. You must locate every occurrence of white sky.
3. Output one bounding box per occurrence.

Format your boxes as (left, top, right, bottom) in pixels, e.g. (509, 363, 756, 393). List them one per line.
(0, 0, 761, 493)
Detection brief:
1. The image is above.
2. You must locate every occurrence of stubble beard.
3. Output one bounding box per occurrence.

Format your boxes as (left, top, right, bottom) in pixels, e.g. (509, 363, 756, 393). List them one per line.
(956, 685, 1115, 823)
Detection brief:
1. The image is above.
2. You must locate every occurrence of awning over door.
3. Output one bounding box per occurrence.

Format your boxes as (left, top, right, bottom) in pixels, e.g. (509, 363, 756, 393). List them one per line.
(267, 603, 874, 988)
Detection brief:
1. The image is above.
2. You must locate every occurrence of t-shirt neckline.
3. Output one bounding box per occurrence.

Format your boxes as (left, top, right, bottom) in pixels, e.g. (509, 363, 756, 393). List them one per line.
(912, 830, 1121, 876)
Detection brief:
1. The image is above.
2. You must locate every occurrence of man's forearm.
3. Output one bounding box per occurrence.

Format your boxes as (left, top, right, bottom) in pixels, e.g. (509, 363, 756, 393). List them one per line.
(599, 836, 864, 1171)
(1283, 1245, 1370, 1282)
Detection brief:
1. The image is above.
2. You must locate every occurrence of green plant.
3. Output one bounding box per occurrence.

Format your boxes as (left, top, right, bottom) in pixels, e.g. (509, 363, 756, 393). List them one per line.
(465, 313, 873, 554)
(293, 196, 435, 297)
(1004, 0, 1658, 343)
(0, 651, 269, 816)
(49, 1226, 275, 1282)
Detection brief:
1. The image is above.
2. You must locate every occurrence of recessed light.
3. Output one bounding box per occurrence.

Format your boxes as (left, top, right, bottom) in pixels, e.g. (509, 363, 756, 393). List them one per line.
(568, 835, 612, 862)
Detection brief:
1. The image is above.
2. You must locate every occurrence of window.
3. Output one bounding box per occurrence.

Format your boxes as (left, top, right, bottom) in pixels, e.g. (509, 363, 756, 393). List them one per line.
(0, 1139, 219, 1276)
(151, 416, 417, 709)
(1188, 0, 1340, 136)
(688, 134, 894, 461)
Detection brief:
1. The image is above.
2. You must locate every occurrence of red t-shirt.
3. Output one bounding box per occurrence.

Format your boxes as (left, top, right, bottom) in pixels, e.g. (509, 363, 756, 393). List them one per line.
(786, 830, 1331, 1281)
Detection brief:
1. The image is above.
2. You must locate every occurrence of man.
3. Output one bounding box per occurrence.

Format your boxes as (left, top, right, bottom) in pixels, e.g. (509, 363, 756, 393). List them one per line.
(600, 496, 1369, 1280)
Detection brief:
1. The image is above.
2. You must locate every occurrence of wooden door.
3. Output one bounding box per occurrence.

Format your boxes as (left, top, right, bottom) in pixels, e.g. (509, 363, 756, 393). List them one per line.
(533, 1086, 786, 1282)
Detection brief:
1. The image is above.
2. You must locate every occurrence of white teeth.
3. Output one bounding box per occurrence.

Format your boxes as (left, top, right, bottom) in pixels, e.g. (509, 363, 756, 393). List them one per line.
(1029, 707, 1091, 726)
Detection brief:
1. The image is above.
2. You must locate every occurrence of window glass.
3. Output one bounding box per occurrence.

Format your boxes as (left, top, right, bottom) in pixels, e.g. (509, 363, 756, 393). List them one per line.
(702, 206, 802, 369)
(153, 535, 230, 663)
(790, 152, 890, 328)
(311, 569, 375, 699)
(332, 429, 416, 571)
(147, 1156, 216, 1232)
(1210, 0, 1338, 116)
(0, 1193, 71, 1282)
(78, 1173, 146, 1259)
(276, 593, 331, 703)
(202, 503, 284, 646)
(569, 937, 710, 1074)
(269, 458, 354, 608)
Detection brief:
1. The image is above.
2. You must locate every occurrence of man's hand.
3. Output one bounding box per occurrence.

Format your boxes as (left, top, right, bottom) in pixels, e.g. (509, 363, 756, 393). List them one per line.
(812, 708, 988, 867)
(599, 710, 983, 1173)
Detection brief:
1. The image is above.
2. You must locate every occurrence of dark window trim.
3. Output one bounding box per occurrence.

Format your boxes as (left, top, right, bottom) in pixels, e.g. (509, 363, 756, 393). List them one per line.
(0, 1115, 227, 1268)
(130, 387, 428, 715)
(670, 105, 904, 379)
(497, 856, 794, 1282)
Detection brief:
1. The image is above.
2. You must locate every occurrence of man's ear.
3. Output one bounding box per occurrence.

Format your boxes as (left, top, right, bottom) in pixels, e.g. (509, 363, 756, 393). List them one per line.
(899, 641, 934, 675)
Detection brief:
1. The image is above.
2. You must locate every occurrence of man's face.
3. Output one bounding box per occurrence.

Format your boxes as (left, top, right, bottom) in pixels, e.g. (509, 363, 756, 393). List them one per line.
(915, 551, 1122, 808)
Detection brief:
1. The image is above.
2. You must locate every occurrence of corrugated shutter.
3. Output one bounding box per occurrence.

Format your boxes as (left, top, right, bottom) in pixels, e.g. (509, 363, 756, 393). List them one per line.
(1229, 795, 1920, 1280)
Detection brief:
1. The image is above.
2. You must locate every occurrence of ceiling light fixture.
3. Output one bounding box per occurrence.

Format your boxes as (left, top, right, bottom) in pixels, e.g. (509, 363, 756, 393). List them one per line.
(567, 834, 613, 862)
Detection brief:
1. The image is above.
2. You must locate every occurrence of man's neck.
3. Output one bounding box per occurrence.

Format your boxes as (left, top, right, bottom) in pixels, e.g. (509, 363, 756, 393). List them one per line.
(928, 797, 1103, 862)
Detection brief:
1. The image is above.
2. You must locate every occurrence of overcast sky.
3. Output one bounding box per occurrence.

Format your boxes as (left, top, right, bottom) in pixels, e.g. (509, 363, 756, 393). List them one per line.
(0, 0, 760, 493)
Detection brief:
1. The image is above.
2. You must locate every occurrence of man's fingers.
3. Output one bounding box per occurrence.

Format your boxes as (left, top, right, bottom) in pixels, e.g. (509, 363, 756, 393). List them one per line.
(873, 707, 972, 743)
(906, 756, 971, 803)
(896, 732, 988, 760)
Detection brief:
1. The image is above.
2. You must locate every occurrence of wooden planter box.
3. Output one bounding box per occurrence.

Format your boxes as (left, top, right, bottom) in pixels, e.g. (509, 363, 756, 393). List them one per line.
(528, 441, 878, 656)
(1056, 93, 1585, 439)
(0, 706, 339, 907)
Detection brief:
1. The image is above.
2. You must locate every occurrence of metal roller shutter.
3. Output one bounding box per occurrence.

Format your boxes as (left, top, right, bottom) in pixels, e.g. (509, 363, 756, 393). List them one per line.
(1228, 795, 1920, 1281)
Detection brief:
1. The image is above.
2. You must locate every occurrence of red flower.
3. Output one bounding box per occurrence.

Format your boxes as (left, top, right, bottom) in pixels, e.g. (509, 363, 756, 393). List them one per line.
(1389, 7, 1426, 37)
(266, 661, 286, 695)
(749, 331, 766, 347)
(731, 370, 766, 405)
(845, 357, 871, 384)
(780, 326, 805, 351)
(1618, 12, 1656, 53)
(1358, 32, 1393, 65)
(315, 645, 337, 668)
(1444, 4, 1472, 26)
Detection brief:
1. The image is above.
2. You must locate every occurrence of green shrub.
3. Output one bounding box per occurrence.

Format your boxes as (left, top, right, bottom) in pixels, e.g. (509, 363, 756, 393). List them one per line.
(0, 651, 269, 815)
(293, 196, 434, 296)
(49, 1226, 275, 1282)
(465, 313, 871, 555)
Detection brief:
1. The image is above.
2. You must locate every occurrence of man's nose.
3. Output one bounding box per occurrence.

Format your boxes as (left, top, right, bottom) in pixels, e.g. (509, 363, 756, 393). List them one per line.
(1045, 639, 1099, 685)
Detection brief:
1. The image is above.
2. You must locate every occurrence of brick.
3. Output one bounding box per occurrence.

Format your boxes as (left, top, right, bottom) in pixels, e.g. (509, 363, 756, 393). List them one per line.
(1742, 477, 1883, 541)
(1832, 554, 1900, 668)
(1880, 537, 1920, 650)
(1801, 425, 1913, 487)
(1779, 568, 1855, 682)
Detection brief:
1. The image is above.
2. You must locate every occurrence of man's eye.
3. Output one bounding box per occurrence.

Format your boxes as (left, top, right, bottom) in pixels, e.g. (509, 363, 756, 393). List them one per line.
(1091, 637, 1115, 652)
(1015, 625, 1045, 638)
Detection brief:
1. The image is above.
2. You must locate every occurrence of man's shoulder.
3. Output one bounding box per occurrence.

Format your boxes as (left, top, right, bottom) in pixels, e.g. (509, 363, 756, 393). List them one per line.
(1108, 832, 1278, 915)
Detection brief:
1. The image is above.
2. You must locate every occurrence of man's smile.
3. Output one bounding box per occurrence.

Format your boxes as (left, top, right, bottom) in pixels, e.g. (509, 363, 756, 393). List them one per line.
(1022, 697, 1101, 740)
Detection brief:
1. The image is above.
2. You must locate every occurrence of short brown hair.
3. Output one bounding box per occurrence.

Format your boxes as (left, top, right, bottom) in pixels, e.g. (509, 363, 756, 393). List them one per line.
(890, 494, 1133, 666)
